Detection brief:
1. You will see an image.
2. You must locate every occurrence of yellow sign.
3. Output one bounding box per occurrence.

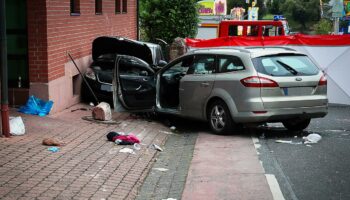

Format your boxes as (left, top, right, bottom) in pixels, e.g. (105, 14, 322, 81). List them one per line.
(198, 0, 215, 15)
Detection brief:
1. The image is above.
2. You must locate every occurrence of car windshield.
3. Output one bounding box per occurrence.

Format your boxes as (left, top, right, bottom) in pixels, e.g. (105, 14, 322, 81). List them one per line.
(252, 54, 319, 76)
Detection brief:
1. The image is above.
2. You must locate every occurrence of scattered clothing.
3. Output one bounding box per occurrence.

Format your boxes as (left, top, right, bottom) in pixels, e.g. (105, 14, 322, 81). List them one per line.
(107, 131, 140, 145)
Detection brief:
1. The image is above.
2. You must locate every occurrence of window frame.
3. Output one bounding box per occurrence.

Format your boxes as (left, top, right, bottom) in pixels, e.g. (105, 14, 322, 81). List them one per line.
(122, 0, 127, 13)
(95, 0, 103, 15)
(115, 0, 121, 14)
(70, 0, 80, 16)
(217, 55, 245, 73)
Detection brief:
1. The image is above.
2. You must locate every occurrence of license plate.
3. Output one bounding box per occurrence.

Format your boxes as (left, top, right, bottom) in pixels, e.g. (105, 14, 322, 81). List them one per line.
(101, 84, 112, 92)
(282, 87, 314, 96)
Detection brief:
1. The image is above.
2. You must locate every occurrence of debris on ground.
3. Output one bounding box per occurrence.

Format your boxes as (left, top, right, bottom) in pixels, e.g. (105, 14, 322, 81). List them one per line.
(303, 133, 322, 144)
(19, 95, 53, 117)
(153, 168, 169, 172)
(119, 148, 135, 154)
(47, 147, 60, 153)
(275, 140, 292, 144)
(42, 138, 65, 146)
(106, 132, 140, 145)
(306, 145, 312, 147)
(170, 126, 176, 131)
(71, 107, 89, 112)
(9, 116, 25, 136)
(92, 102, 112, 121)
(162, 198, 177, 200)
(152, 144, 163, 152)
(89, 102, 95, 106)
(133, 143, 141, 151)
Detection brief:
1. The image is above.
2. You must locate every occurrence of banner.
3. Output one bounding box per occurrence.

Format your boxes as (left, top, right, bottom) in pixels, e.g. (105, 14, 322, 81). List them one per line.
(198, 0, 215, 15)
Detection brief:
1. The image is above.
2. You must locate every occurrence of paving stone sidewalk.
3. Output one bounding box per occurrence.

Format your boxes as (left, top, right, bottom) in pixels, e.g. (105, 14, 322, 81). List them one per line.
(0, 104, 170, 200)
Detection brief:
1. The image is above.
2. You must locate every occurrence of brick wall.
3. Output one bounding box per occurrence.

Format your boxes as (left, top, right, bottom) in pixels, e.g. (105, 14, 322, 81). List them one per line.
(28, 0, 137, 83)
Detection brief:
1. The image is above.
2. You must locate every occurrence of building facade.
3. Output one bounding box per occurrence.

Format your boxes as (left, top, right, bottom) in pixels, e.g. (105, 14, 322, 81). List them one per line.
(6, 0, 137, 112)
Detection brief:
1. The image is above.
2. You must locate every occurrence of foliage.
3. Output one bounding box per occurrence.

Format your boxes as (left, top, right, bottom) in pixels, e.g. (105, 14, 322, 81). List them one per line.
(313, 19, 332, 34)
(140, 0, 199, 43)
(264, 0, 322, 33)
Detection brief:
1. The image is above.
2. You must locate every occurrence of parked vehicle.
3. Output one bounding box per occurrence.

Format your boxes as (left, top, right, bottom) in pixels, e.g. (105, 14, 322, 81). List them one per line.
(113, 46, 328, 134)
(81, 36, 167, 104)
(196, 16, 290, 39)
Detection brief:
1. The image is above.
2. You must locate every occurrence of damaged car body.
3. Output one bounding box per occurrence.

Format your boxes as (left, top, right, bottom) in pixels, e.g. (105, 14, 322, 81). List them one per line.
(113, 47, 328, 134)
(82, 36, 167, 104)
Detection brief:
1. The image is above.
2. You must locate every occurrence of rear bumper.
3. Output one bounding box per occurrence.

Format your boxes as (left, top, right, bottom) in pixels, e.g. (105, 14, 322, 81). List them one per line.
(233, 105, 328, 123)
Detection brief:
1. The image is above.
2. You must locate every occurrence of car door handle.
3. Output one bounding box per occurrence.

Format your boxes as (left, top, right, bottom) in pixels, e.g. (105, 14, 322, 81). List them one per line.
(201, 82, 210, 87)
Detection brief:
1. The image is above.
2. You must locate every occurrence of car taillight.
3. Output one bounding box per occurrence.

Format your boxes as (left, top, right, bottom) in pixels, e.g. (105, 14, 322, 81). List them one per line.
(318, 74, 327, 86)
(240, 76, 279, 87)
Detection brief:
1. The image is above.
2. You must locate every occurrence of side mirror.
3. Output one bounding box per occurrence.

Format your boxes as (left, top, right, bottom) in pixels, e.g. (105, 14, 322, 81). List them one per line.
(158, 60, 168, 67)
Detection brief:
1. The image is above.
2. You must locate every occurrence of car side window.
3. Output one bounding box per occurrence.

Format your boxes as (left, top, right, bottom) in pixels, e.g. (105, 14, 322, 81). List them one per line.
(187, 55, 215, 75)
(119, 56, 152, 76)
(218, 55, 245, 73)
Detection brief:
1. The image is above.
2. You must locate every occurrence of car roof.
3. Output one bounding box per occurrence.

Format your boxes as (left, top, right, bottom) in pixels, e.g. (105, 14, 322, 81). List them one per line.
(187, 47, 305, 58)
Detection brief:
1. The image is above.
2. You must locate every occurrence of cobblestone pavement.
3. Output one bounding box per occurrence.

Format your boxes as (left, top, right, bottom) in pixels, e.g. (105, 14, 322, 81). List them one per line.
(136, 132, 198, 200)
(0, 104, 169, 200)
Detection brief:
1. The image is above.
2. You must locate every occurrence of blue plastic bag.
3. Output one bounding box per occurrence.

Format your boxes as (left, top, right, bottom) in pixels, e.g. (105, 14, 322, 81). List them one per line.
(19, 95, 54, 117)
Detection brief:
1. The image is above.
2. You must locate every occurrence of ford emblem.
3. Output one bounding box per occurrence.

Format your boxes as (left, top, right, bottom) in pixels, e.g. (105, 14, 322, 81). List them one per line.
(295, 77, 302, 81)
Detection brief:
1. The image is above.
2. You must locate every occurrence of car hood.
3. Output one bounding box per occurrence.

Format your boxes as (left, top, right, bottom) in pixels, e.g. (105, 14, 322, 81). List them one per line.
(92, 36, 153, 65)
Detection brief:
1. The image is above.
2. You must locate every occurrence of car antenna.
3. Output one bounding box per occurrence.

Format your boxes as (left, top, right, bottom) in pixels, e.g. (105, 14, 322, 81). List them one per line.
(67, 52, 100, 104)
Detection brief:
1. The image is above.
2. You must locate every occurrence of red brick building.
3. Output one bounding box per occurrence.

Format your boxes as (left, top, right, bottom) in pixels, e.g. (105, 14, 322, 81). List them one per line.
(7, 0, 137, 113)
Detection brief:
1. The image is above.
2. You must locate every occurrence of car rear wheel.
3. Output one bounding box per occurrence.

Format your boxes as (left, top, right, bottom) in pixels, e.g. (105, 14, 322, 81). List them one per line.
(208, 100, 235, 135)
(282, 118, 311, 131)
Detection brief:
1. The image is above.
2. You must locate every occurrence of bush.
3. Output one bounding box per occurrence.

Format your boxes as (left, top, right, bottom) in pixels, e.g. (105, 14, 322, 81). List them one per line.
(314, 19, 332, 35)
(140, 0, 198, 43)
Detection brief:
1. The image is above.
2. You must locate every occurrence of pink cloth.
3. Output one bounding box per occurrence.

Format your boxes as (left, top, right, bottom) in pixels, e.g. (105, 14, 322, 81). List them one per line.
(113, 134, 140, 144)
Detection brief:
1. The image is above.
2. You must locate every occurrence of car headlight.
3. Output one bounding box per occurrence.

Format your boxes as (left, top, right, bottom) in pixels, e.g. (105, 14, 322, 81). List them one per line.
(85, 68, 96, 80)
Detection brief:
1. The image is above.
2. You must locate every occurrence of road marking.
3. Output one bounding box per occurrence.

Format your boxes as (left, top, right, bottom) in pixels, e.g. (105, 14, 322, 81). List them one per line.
(265, 174, 286, 200)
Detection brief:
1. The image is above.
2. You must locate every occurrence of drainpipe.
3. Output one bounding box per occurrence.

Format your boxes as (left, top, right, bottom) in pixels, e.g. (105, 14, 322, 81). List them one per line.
(137, 0, 139, 40)
(0, 0, 10, 137)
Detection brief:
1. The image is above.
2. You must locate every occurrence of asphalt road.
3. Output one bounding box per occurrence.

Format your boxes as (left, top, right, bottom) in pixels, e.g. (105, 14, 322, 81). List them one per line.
(254, 105, 350, 200)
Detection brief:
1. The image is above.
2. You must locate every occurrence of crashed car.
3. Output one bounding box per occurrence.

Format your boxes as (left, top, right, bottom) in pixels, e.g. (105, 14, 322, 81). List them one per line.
(81, 36, 167, 104)
(113, 47, 328, 134)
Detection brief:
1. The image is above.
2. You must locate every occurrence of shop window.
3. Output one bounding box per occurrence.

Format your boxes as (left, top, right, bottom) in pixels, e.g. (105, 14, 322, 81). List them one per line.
(70, 0, 80, 15)
(115, 0, 121, 14)
(95, 0, 102, 14)
(122, 0, 127, 13)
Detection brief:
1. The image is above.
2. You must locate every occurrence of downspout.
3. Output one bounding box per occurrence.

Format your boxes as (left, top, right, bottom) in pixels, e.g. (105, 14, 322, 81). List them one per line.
(0, 0, 10, 137)
(137, 0, 139, 40)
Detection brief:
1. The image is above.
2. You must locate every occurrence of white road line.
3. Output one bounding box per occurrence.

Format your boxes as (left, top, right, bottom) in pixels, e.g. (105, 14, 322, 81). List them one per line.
(265, 174, 286, 200)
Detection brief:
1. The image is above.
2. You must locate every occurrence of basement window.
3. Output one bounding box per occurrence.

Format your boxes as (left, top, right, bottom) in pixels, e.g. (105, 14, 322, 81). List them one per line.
(115, 0, 121, 14)
(95, 0, 102, 15)
(70, 0, 80, 16)
(122, 0, 127, 13)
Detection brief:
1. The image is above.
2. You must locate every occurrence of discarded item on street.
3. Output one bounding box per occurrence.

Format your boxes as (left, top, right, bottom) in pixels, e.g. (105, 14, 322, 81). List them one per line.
(81, 116, 119, 124)
(48, 147, 60, 153)
(71, 107, 88, 112)
(153, 168, 169, 172)
(306, 145, 312, 147)
(42, 138, 65, 146)
(275, 140, 292, 144)
(170, 126, 176, 131)
(106, 131, 140, 145)
(133, 143, 141, 151)
(92, 102, 112, 121)
(9, 116, 25, 136)
(303, 133, 322, 144)
(162, 198, 177, 200)
(152, 144, 163, 152)
(19, 95, 54, 117)
(119, 148, 135, 154)
(89, 102, 95, 106)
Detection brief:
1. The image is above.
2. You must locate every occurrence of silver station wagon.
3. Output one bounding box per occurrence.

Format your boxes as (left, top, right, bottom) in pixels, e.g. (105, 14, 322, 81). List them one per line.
(112, 47, 328, 134)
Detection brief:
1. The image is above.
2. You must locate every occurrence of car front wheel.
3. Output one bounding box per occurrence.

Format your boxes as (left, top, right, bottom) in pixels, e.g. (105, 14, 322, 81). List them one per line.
(282, 118, 311, 131)
(208, 100, 234, 135)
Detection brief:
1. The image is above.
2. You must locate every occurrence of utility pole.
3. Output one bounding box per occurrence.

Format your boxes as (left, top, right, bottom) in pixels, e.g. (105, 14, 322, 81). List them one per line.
(0, 0, 11, 137)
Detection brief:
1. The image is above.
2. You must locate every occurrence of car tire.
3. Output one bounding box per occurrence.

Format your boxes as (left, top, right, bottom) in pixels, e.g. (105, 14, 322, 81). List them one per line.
(282, 118, 311, 131)
(208, 100, 235, 135)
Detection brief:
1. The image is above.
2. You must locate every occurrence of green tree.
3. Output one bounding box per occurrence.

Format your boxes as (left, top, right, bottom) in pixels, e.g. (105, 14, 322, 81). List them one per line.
(314, 19, 332, 34)
(140, 0, 198, 43)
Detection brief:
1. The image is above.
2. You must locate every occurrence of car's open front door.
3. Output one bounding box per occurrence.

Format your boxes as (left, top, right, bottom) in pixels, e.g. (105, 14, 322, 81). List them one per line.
(113, 55, 156, 112)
